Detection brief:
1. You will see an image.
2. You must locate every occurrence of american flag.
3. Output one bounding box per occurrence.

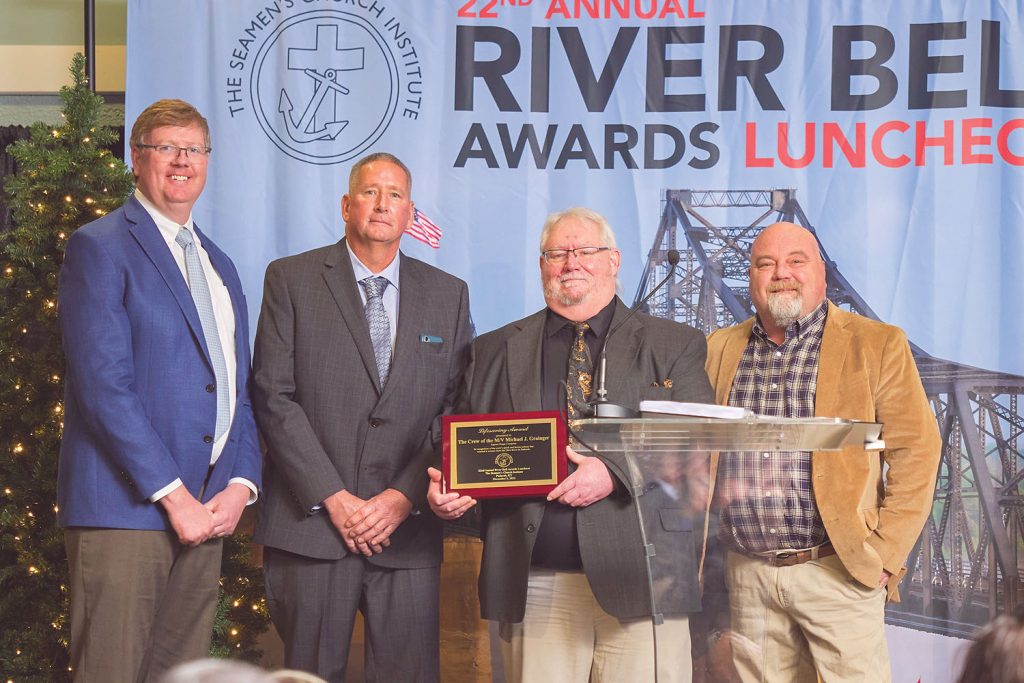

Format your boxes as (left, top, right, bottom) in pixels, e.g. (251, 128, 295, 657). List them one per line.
(405, 207, 442, 248)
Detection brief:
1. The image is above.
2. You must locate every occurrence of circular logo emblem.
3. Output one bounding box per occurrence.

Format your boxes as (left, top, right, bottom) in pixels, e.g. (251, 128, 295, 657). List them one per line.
(495, 453, 514, 468)
(251, 10, 399, 165)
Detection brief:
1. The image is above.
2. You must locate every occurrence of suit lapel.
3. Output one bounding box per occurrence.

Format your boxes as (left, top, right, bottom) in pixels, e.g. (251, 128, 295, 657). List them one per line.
(381, 253, 424, 403)
(603, 298, 643, 393)
(124, 197, 211, 363)
(506, 311, 546, 412)
(322, 239, 382, 391)
(716, 318, 755, 404)
(814, 301, 849, 419)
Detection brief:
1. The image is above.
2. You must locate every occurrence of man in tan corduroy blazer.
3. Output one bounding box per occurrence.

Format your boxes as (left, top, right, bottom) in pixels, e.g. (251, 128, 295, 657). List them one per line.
(704, 222, 940, 683)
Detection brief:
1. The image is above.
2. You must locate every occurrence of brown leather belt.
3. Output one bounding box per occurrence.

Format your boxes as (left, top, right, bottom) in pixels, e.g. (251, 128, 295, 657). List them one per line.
(751, 542, 835, 567)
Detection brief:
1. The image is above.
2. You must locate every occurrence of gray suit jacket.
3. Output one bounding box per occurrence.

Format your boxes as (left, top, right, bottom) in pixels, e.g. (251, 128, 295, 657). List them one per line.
(253, 239, 472, 568)
(460, 299, 714, 622)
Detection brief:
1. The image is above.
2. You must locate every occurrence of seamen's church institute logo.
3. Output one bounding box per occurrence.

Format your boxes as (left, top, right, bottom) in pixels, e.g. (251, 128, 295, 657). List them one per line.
(226, 4, 422, 166)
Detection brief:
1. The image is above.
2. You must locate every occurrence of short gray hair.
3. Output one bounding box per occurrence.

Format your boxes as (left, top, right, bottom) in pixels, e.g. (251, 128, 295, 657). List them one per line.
(539, 207, 617, 252)
(348, 152, 412, 194)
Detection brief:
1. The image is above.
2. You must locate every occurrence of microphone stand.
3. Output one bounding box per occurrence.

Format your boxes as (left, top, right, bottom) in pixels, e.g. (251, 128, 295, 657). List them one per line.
(591, 249, 680, 418)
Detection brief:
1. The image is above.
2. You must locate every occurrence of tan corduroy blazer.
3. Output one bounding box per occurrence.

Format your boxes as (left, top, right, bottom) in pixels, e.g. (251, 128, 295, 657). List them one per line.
(705, 302, 941, 600)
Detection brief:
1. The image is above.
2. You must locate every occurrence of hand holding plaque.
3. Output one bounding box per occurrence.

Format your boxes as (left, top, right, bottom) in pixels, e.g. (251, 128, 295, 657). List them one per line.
(441, 411, 568, 499)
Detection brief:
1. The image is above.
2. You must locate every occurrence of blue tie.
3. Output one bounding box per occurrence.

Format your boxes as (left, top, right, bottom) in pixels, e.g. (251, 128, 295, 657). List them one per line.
(175, 227, 231, 441)
(360, 276, 392, 387)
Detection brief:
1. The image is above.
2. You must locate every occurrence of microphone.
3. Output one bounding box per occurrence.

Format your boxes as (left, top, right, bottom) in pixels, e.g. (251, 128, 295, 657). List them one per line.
(591, 249, 680, 418)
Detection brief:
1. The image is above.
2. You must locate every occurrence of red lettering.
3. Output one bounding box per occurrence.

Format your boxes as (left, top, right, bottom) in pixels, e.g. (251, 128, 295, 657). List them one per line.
(961, 118, 993, 164)
(872, 121, 911, 168)
(745, 122, 774, 167)
(778, 122, 815, 168)
(659, 0, 685, 19)
(997, 119, 1024, 165)
(635, 0, 657, 19)
(823, 122, 866, 168)
(915, 120, 955, 166)
(545, 0, 569, 19)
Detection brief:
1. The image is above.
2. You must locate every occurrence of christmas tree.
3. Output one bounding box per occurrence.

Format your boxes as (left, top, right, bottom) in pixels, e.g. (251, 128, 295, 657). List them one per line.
(0, 54, 268, 680)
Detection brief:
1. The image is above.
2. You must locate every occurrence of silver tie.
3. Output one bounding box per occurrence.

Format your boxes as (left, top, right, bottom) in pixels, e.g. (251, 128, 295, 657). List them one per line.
(360, 276, 392, 387)
(175, 227, 231, 440)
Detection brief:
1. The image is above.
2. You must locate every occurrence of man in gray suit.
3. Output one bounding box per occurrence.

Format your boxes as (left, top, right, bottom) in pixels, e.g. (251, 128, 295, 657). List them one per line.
(428, 207, 714, 683)
(253, 152, 472, 682)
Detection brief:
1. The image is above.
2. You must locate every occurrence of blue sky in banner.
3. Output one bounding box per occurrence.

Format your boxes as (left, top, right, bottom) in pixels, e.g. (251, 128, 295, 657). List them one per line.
(126, 0, 1024, 376)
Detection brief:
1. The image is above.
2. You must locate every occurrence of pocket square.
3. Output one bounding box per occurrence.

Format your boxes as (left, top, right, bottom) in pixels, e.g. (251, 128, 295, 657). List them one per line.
(420, 334, 443, 344)
(650, 379, 673, 389)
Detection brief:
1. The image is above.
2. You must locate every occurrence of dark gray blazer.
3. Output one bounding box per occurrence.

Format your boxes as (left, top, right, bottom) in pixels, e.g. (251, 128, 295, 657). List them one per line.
(460, 298, 714, 622)
(252, 239, 472, 568)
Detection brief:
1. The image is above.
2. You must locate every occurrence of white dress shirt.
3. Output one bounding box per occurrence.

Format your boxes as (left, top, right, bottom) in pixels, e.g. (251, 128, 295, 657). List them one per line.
(134, 190, 257, 503)
(347, 242, 400, 348)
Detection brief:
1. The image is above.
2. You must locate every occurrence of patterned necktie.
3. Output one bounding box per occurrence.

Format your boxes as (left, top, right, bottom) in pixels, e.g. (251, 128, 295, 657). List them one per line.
(360, 276, 392, 387)
(566, 321, 593, 420)
(175, 227, 230, 441)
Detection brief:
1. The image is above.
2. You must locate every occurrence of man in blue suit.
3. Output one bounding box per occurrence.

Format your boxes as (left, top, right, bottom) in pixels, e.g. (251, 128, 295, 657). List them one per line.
(57, 99, 261, 682)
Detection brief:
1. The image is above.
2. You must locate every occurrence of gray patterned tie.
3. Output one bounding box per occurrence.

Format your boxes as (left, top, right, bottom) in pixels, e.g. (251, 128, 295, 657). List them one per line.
(360, 276, 392, 387)
(175, 227, 231, 440)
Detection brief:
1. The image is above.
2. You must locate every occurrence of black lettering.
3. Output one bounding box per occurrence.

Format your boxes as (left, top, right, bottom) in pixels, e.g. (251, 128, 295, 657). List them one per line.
(454, 123, 499, 167)
(454, 26, 522, 112)
(604, 124, 639, 168)
(908, 22, 966, 110)
(831, 25, 898, 111)
(531, 27, 551, 113)
(644, 124, 685, 168)
(719, 24, 784, 111)
(497, 123, 557, 167)
(555, 124, 600, 168)
(980, 20, 1024, 107)
(646, 26, 705, 112)
(688, 121, 720, 169)
(558, 27, 639, 112)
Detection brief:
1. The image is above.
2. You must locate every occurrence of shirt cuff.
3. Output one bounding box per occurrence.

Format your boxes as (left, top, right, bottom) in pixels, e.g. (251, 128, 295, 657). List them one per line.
(228, 477, 259, 505)
(150, 478, 183, 503)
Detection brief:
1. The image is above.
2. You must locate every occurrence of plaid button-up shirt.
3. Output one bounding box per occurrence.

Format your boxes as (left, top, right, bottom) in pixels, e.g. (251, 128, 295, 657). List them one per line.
(718, 300, 829, 554)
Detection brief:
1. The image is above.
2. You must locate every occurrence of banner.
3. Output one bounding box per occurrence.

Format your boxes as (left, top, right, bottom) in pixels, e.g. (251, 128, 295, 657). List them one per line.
(127, 2, 1024, 678)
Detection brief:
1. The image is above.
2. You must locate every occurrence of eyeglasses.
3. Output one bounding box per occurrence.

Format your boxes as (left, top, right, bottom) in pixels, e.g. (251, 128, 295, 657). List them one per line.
(541, 246, 612, 264)
(136, 143, 212, 159)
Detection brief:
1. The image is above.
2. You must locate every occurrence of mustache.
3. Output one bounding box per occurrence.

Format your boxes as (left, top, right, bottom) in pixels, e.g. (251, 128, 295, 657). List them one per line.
(767, 280, 801, 293)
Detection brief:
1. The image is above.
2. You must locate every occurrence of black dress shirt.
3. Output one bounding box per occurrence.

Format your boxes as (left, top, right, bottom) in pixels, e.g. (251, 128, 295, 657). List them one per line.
(531, 298, 616, 570)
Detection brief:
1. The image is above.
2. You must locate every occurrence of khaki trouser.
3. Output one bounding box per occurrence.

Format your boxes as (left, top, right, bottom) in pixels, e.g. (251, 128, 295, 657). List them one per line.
(726, 551, 890, 683)
(499, 569, 693, 683)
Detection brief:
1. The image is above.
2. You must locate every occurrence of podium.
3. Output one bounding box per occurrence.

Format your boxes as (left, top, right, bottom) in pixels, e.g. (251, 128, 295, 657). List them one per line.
(570, 413, 883, 680)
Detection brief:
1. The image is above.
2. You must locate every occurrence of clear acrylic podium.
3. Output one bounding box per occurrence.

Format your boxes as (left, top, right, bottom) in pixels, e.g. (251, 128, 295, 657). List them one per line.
(570, 414, 884, 680)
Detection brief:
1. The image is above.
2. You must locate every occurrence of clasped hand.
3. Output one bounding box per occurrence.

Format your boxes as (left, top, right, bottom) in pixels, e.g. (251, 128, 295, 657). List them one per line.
(324, 488, 412, 557)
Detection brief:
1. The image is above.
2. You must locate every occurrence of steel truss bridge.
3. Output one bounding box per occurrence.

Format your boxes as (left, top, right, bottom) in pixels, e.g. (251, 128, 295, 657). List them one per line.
(635, 188, 1024, 637)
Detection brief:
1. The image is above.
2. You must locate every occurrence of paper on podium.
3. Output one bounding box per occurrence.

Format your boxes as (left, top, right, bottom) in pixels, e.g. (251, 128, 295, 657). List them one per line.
(639, 400, 750, 420)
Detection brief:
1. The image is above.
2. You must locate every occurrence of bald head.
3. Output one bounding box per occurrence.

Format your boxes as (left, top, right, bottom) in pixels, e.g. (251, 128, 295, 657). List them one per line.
(748, 222, 827, 337)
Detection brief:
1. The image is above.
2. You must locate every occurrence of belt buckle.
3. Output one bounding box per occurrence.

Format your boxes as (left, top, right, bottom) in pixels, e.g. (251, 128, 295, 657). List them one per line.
(774, 551, 794, 560)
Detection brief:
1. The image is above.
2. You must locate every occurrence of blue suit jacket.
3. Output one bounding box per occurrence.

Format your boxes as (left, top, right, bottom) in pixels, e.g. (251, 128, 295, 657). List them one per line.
(57, 195, 262, 530)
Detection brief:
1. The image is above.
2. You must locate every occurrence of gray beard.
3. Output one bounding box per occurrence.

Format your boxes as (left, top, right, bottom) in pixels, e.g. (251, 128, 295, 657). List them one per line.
(544, 283, 588, 307)
(766, 292, 803, 328)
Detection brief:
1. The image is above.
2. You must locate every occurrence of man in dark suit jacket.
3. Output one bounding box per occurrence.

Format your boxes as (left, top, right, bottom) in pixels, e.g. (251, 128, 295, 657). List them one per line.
(253, 152, 472, 682)
(428, 207, 714, 683)
(58, 99, 261, 681)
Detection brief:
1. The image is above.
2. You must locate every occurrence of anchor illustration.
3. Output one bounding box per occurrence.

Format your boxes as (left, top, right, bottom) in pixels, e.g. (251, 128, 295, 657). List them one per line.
(278, 24, 364, 143)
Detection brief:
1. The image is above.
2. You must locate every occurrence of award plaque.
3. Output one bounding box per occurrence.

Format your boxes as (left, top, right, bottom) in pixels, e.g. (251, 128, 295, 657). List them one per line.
(441, 411, 567, 499)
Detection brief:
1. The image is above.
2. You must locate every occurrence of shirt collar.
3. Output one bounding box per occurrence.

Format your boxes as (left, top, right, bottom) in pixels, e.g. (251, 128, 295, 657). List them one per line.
(753, 298, 829, 345)
(545, 297, 618, 339)
(134, 188, 195, 244)
(346, 241, 401, 291)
